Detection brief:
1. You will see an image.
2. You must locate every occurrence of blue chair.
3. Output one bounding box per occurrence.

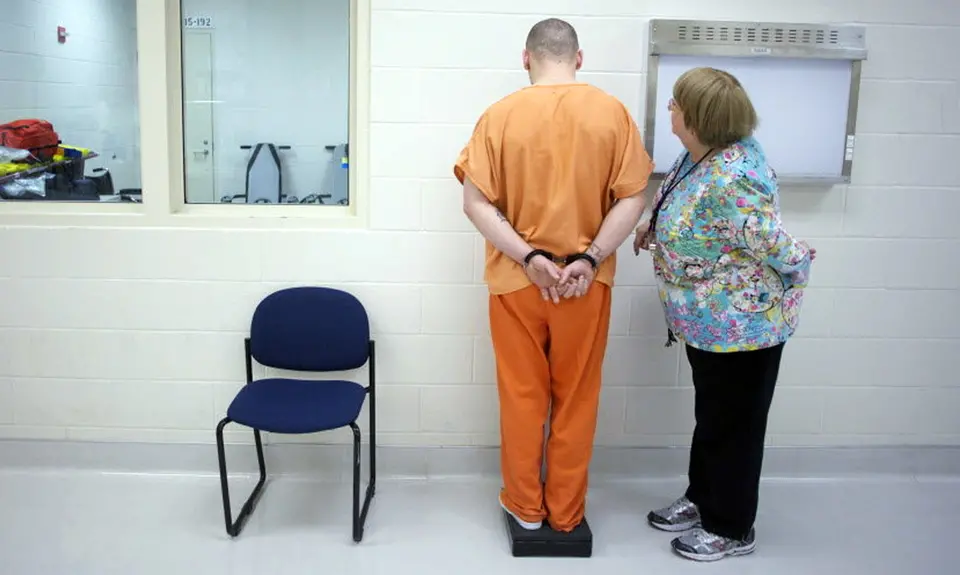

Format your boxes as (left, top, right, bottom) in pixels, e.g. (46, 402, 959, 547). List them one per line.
(215, 287, 376, 541)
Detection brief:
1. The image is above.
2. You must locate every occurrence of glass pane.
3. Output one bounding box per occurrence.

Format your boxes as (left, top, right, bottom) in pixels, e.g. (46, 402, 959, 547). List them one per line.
(180, 0, 351, 205)
(0, 1, 141, 203)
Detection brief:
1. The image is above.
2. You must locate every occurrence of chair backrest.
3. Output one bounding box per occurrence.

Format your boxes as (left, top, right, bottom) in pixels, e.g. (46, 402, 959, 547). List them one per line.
(245, 143, 282, 204)
(250, 287, 369, 372)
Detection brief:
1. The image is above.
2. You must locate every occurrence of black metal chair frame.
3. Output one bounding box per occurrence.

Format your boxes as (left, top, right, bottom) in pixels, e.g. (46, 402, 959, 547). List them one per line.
(215, 338, 376, 542)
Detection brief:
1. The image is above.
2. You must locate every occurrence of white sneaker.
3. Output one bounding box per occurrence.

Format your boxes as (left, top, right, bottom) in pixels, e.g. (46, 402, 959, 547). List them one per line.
(672, 527, 757, 562)
(648, 496, 701, 532)
(499, 494, 542, 530)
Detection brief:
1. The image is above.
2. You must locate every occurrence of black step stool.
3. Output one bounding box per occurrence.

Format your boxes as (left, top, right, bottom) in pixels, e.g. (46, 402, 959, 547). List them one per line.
(503, 510, 592, 557)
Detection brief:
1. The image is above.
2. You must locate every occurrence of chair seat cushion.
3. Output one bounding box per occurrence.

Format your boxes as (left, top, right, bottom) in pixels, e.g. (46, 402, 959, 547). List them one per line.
(227, 378, 367, 434)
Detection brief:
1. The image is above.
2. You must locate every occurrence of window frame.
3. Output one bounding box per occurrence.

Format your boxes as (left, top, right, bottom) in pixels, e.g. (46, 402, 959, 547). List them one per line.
(0, 0, 370, 230)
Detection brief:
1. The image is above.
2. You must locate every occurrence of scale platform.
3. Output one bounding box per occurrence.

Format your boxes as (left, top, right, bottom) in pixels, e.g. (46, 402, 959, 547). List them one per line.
(503, 510, 592, 558)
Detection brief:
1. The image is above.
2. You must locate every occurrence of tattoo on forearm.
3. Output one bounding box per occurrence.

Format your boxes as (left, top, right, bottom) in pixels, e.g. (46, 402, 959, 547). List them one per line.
(587, 243, 604, 261)
(494, 209, 508, 224)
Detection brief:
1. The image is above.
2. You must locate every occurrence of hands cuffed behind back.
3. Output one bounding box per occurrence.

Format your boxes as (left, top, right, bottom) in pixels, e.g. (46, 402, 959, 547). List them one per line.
(524, 254, 563, 303)
(523, 249, 598, 303)
(557, 259, 596, 299)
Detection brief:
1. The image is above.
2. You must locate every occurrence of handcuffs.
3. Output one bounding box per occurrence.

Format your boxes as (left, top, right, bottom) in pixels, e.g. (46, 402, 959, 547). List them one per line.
(523, 248, 598, 270)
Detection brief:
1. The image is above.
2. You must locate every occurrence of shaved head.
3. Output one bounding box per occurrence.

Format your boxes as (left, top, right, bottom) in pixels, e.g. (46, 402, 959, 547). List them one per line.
(525, 18, 579, 61)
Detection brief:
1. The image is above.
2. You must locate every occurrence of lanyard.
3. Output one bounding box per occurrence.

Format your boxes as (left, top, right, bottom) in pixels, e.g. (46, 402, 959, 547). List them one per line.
(649, 149, 715, 235)
(650, 149, 714, 348)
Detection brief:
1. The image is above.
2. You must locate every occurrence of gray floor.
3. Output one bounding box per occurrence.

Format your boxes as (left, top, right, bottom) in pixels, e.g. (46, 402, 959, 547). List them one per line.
(0, 469, 954, 575)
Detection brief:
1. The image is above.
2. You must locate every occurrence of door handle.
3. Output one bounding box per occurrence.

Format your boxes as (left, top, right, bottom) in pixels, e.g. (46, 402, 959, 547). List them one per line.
(193, 150, 209, 160)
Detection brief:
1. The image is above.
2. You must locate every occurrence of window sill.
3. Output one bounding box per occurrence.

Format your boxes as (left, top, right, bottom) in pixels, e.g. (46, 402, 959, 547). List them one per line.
(0, 200, 364, 229)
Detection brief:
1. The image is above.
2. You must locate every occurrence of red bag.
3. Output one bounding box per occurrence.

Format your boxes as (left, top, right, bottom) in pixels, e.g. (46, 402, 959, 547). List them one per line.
(0, 119, 60, 160)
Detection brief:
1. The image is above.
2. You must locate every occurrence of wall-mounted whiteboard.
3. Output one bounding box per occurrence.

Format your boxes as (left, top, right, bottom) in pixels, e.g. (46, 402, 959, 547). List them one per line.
(653, 55, 852, 178)
(645, 20, 868, 184)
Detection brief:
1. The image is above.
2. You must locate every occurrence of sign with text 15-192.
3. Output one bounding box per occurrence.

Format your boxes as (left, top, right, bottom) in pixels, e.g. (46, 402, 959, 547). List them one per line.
(183, 16, 213, 29)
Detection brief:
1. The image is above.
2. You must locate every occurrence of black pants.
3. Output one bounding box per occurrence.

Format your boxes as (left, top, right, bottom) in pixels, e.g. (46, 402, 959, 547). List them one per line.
(684, 343, 784, 540)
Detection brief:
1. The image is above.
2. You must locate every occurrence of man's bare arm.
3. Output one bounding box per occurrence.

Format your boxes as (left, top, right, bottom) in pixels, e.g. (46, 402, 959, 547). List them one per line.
(585, 194, 646, 263)
(462, 177, 533, 264)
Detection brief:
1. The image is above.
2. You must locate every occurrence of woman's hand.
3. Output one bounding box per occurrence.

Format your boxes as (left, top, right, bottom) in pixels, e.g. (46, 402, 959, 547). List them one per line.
(633, 220, 652, 255)
(799, 240, 817, 261)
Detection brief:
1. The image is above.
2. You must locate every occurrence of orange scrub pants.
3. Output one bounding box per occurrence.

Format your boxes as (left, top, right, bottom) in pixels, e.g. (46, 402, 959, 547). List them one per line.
(490, 282, 612, 532)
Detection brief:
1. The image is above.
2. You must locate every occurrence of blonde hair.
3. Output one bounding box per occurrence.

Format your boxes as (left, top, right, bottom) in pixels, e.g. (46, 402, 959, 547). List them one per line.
(672, 67, 757, 148)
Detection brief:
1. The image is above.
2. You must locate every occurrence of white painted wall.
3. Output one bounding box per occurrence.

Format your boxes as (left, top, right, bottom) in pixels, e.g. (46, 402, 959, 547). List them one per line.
(0, 0, 958, 447)
(0, 0, 140, 191)
(179, 0, 350, 203)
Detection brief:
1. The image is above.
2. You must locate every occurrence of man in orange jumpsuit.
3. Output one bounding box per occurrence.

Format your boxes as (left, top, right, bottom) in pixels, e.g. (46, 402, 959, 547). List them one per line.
(454, 18, 654, 533)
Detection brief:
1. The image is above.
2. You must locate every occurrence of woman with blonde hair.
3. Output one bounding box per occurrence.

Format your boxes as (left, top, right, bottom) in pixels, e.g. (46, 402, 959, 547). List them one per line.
(634, 67, 816, 562)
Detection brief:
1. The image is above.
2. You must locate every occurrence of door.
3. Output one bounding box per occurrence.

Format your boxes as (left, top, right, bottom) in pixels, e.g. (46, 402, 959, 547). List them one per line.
(182, 30, 217, 203)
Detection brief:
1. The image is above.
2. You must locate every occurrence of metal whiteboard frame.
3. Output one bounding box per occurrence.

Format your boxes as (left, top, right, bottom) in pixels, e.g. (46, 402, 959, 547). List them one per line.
(644, 19, 868, 185)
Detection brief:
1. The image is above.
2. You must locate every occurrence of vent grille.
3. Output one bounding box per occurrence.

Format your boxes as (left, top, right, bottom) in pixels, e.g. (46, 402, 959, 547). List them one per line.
(676, 24, 841, 45)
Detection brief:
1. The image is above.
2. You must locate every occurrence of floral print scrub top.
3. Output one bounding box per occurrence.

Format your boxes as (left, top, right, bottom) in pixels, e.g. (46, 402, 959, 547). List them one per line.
(652, 137, 813, 353)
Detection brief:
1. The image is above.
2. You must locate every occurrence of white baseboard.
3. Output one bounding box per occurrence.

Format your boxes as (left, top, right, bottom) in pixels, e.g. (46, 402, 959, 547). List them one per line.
(2, 440, 959, 481)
